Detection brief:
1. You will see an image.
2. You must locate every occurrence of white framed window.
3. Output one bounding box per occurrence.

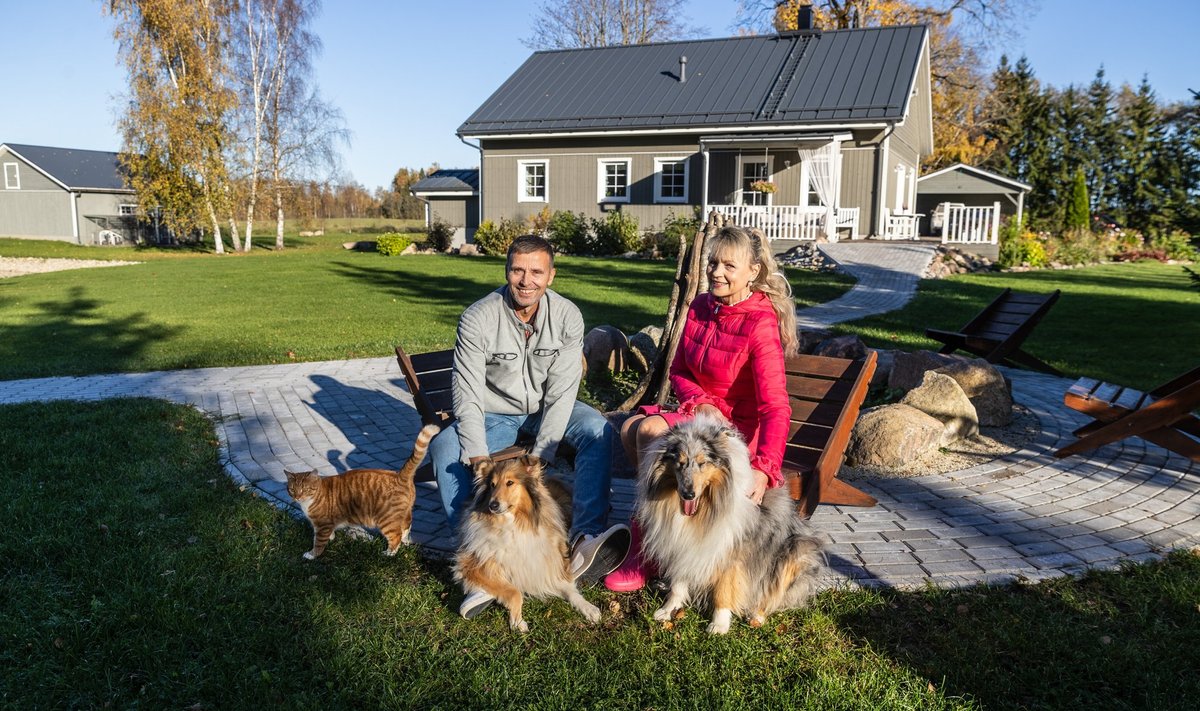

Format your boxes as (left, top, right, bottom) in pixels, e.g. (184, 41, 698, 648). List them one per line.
(118, 204, 137, 216)
(3, 163, 19, 190)
(518, 160, 548, 202)
(597, 158, 631, 203)
(654, 157, 689, 203)
(737, 156, 773, 207)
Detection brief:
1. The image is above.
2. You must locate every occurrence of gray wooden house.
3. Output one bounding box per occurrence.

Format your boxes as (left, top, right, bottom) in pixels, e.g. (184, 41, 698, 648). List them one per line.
(456, 23, 932, 242)
(409, 169, 480, 247)
(0, 143, 139, 244)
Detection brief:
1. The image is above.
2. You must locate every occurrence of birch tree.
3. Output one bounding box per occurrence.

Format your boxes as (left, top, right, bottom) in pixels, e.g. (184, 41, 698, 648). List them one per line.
(524, 0, 702, 49)
(106, 0, 236, 253)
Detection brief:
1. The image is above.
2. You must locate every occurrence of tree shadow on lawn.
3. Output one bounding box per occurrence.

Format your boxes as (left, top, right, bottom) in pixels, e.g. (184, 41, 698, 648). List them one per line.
(829, 552, 1200, 709)
(324, 257, 673, 335)
(0, 285, 183, 379)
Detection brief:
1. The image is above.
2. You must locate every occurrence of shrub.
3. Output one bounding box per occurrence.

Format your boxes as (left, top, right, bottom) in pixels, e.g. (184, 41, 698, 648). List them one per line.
(1064, 168, 1090, 231)
(997, 221, 1049, 268)
(376, 232, 412, 256)
(473, 217, 523, 256)
(527, 206, 554, 236)
(547, 210, 590, 255)
(590, 210, 640, 256)
(1044, 227, 1110, 266)
(645, 210, 700, 260)
(1148, 230, 1199, 261)
(426, 218, 455, 252)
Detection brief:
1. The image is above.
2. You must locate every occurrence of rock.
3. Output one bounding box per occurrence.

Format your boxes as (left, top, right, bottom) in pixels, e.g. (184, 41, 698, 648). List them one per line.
(935, 358, 1013, 426)
(776, 243, 840, 272)
(847, 404, 944, 468)
(869, 348, 899, 389)
(400, 243, 419, 255)
(888, 350, 962, 391)
(798, 328, 834, 355)
(458, 244, 479, 256)
(628, 327, 661, 373)
(583, 326, 631, 375)
(812, 334, 867, 360)
(341, 241, 376, 251)
(901, 371, 979, 445)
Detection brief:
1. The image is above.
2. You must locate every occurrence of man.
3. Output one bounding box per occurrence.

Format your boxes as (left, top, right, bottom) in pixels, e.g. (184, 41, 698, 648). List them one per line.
(429, 234, 630, 618)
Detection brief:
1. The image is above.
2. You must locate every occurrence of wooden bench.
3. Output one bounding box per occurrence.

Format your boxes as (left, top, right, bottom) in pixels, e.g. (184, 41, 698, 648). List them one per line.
(783, 351, 879, 517)
(394, 345, 526, 481)
(1053, 366, 1200, 462)
(925, 288, 1062, 375)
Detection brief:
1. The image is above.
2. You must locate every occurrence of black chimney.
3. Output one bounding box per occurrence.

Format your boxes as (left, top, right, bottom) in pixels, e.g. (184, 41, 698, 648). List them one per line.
(796, 4, 814, 30)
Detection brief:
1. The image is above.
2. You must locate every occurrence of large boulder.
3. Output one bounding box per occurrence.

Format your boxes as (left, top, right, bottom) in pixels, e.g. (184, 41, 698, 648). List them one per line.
(888, 350, 962, 391)
(812, 334, 868, 360)
(628, 326, 662, 373)
(935, 358, 1013, 426)
(583, 326, 631, 375)
(798, 328, 834, 355)
(847, 404, 944, 468)
(901, 371, 979, 445)
(869, 348, 900, 389)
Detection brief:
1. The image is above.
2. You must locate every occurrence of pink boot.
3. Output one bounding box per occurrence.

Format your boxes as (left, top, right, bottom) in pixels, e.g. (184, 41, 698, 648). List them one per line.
(604, 521, 656, 592)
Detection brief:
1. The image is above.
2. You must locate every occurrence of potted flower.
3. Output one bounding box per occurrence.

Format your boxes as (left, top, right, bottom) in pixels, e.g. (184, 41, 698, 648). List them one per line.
(749, 179, 777, 194)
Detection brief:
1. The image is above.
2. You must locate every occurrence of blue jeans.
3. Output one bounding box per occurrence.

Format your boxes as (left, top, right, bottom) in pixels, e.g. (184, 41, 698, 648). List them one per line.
(430, 401, 614, 540)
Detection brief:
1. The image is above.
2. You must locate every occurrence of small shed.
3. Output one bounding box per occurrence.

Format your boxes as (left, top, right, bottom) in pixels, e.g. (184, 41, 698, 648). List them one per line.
(916, 163, 1031, 235)
(410, 169, 479, 248)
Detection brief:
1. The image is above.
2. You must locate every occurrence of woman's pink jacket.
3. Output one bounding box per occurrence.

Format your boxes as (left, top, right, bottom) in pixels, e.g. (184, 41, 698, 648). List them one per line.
(669, 291, 790, 487)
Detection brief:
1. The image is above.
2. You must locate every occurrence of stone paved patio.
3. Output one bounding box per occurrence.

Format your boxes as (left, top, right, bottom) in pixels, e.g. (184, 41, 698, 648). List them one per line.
(1, 241, 1195, 589)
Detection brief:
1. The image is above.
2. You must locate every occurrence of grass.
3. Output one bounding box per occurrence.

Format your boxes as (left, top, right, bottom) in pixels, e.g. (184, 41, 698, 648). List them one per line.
(0, 237, 854, 381)
(836, 260, 1200, 391)
(3, 398, 1198, 709)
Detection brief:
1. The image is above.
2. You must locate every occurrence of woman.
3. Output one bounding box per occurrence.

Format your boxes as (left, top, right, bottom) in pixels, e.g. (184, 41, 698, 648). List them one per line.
(605, 225, 799, 592)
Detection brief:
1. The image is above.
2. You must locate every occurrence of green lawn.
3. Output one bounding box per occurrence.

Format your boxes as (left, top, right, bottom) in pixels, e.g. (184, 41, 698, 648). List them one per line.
(0, 236, 852, 381)
(837, 260, 1199, 391)
(2, 398, 1197, 709)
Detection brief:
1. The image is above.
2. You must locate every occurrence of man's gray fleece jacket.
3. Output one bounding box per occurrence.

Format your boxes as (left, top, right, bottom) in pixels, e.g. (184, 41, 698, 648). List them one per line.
(451, 286, 584, 463)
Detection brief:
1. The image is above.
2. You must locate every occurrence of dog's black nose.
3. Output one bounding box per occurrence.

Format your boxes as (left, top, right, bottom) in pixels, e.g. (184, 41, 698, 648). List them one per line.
(680, 489, 696, 501)
(488, 500, 502, 513)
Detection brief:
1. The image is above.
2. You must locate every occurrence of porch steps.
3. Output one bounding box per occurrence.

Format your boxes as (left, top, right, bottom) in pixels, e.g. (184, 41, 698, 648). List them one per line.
(757, 35, 813, 120)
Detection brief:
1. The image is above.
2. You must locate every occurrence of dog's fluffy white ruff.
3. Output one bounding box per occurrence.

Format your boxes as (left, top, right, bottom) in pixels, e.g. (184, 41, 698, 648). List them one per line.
(454, 465, 599, 632)
(636, 414, 824, 634)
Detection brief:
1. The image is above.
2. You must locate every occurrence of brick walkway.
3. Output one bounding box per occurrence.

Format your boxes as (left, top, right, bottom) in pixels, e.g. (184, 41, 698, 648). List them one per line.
(2, 242, 1195, 589)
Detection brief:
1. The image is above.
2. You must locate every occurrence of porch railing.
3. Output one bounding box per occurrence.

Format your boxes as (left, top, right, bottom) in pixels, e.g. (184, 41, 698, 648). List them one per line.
(942, 202, 1000, 244)
(709, 205, 829, 241)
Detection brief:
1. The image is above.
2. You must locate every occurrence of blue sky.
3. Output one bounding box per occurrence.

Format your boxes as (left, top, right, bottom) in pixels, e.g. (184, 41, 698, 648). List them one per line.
(4, 0, 1196, 192)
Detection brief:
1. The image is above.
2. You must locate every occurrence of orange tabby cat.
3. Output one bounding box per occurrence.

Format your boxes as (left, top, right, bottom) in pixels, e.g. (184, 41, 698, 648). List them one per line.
(285, 424, 439, 559)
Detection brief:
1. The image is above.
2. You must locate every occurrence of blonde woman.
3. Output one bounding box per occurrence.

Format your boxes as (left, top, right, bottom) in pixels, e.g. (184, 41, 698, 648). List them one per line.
(606, 225, 798, 592)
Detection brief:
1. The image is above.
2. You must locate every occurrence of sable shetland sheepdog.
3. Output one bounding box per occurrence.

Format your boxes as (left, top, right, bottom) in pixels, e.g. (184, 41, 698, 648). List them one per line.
(637, 414, 824, 635)
(454, 456, 601, 633)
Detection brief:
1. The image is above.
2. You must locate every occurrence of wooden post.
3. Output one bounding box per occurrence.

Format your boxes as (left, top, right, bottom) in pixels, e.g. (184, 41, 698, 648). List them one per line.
(617, 210, 725, 411)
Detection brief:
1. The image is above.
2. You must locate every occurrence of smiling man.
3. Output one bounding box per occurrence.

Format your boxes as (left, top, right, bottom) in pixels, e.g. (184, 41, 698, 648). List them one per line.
(428, 234, 630, 618)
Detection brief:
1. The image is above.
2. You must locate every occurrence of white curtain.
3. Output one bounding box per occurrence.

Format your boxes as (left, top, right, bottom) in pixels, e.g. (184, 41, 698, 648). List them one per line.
(799, 142, 838, 240)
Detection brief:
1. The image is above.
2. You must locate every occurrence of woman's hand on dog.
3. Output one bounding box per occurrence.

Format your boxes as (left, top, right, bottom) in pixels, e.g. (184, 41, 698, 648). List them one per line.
(694, 403, 728, 423)
(747, 469, 769, 505)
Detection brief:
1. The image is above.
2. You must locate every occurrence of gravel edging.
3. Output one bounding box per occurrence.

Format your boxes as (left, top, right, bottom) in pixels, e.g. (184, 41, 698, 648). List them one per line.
(0, 256, 142, 279)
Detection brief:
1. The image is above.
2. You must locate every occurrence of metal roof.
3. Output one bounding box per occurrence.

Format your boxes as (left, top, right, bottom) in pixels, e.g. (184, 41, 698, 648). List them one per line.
(918, 163, 1032, 192)
(458, 26, 927, 137)
(410, 169, 479, 193)
(1, 143, 131, 191)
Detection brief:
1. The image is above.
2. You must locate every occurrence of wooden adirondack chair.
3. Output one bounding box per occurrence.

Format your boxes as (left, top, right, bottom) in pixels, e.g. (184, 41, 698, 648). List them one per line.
(1053, 366, 1200, 462)
(925, 288, 1062, 375)
(783, 351, 879, 517)
(394, 345, 525, 481)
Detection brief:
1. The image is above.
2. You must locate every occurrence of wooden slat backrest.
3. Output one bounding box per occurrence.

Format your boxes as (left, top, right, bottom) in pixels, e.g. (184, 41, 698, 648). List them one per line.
(961, 289, 1061, 343)
(395, 345, 455, 427)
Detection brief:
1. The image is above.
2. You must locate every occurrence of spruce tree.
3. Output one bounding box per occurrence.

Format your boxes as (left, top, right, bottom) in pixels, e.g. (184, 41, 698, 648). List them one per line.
(1084, 68, 1120, 218)
(1115, 77, 1167, 233)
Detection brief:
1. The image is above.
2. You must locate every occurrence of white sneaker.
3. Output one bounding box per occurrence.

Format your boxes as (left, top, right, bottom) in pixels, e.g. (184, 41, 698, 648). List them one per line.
(459, 590, 494, 619)
(569, 524, 632, 583)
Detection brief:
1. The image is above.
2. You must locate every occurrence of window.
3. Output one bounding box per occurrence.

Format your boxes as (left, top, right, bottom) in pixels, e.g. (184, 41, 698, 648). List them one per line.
(3, 163, 18, 190)
(597, 158, 631, 203)
(654, 157, 688, 203)
(738, 157, 771, 207)
(118, 204, 137, 216)
(518, 160, 548, 202)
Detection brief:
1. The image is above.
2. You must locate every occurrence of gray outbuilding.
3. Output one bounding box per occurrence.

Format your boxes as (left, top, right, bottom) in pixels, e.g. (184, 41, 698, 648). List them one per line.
(409, 169, 479, 248)
(0, 143, 141, 244)
(916, 163, 1031, 232)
